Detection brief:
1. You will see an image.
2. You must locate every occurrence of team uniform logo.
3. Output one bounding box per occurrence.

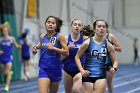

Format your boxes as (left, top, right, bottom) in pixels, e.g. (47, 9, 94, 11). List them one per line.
(50, 37, 56, 45)
(68, 42, 81, 48)
(1, 41, 11, 46)
(42, 37, 56, 47)
(91, 48, 107, 60)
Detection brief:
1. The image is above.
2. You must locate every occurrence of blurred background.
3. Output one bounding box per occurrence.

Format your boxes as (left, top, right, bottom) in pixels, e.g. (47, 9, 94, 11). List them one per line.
(0, 0, 140, 92)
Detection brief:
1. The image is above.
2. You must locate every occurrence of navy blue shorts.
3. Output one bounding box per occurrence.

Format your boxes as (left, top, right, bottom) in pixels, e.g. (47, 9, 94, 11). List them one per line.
(22, 56, 30, 60)
(38, 68, 62, 82)
(64, 70, 80, 78)
(0, 55, 12, 64)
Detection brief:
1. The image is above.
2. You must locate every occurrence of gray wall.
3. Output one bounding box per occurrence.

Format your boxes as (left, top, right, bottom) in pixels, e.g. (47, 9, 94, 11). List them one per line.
(111, 28, 140, 64)
(14, 0, 24, 34)
(114, 0, 140, 27)
(14, 0, 140, 64)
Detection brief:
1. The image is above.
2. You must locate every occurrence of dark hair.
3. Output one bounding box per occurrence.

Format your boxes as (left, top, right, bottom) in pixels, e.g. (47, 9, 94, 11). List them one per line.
(45, 16, 63, 32)
(93, 20, 108, 29)
(56, 17, 63, 32)
(81, 25, 94, 37)
(21, 32, 27, 39)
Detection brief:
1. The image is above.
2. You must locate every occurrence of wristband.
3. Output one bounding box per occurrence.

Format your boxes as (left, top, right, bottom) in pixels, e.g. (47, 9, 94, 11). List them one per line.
(33, 46, 37, 49)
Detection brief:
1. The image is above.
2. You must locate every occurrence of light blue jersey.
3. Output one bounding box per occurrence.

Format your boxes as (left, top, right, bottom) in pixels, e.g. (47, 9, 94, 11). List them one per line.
(105, 34, 113, 66)
(84, 37, 107, 77)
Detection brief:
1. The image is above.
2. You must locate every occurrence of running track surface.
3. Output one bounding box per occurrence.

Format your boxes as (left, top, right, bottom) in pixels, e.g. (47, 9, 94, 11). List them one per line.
(0, 64, 140, 93)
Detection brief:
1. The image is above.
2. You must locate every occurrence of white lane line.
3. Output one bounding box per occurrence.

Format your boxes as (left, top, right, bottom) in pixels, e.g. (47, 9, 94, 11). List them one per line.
(114, 78, 140, 88)
(0, 81, 37, 91)
(12, 85, 38, 93)
(13, 83, 64, 93)
(29, 91, 38, 93)
(126, 87, 140, 93)
(114, 72, 140, 81)
(0, 80, 63, 92)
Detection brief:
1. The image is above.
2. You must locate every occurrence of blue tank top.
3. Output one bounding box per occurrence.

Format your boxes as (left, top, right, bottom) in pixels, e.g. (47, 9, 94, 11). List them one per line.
(84, 37, 107, 77)
(0, 38, 13, 58)
(63, 34, 85, 71)
(21, 39, 30, 57)
(39, 32, 62, 69)
(105, 34, 112, 66)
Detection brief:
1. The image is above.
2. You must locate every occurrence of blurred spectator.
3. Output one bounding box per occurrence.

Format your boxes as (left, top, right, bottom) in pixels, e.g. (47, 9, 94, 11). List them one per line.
(19, 32, 32, 81)
(0, 22, 21, 92)
(133, 38, 139, 65)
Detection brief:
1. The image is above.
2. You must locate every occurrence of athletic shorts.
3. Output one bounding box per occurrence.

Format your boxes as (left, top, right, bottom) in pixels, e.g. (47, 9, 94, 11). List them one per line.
(38, 68, 62, 82)
(22, 56, 30, 60)
(64, 70, 80, 78)
(82, 76, 106, 83)
(0, 55, 13, 64)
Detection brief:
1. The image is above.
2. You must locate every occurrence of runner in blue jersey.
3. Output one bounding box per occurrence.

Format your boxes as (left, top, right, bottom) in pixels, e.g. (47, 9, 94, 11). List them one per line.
(104, 31, 121, 93)
(32, 16, 69, 93)
(20, 32, 32, 81)
(0, 22, 21, 92)
(62, 19, 87, 93)
(75, 20, 119, 93)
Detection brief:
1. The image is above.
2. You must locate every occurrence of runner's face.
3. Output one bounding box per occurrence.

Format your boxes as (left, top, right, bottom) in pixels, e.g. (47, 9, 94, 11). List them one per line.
(71, 20, 83, 34)
(45, 17, 57, 32)
(2, 27, 9, 36)
(94, 21, 107, 36)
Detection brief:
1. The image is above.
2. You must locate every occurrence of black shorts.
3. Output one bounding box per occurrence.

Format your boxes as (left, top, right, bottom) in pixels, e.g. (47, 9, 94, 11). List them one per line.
(64, 70, 80, 78)
(82, 76, 106, 83)
(22, 56, 30, 60)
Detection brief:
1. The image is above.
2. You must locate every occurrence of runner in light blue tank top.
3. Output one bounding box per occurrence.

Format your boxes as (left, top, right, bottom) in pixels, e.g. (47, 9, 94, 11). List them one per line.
(84, 37, 107, 77)
(75, 20, 119, 93)
(105, 33, 112, 67)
